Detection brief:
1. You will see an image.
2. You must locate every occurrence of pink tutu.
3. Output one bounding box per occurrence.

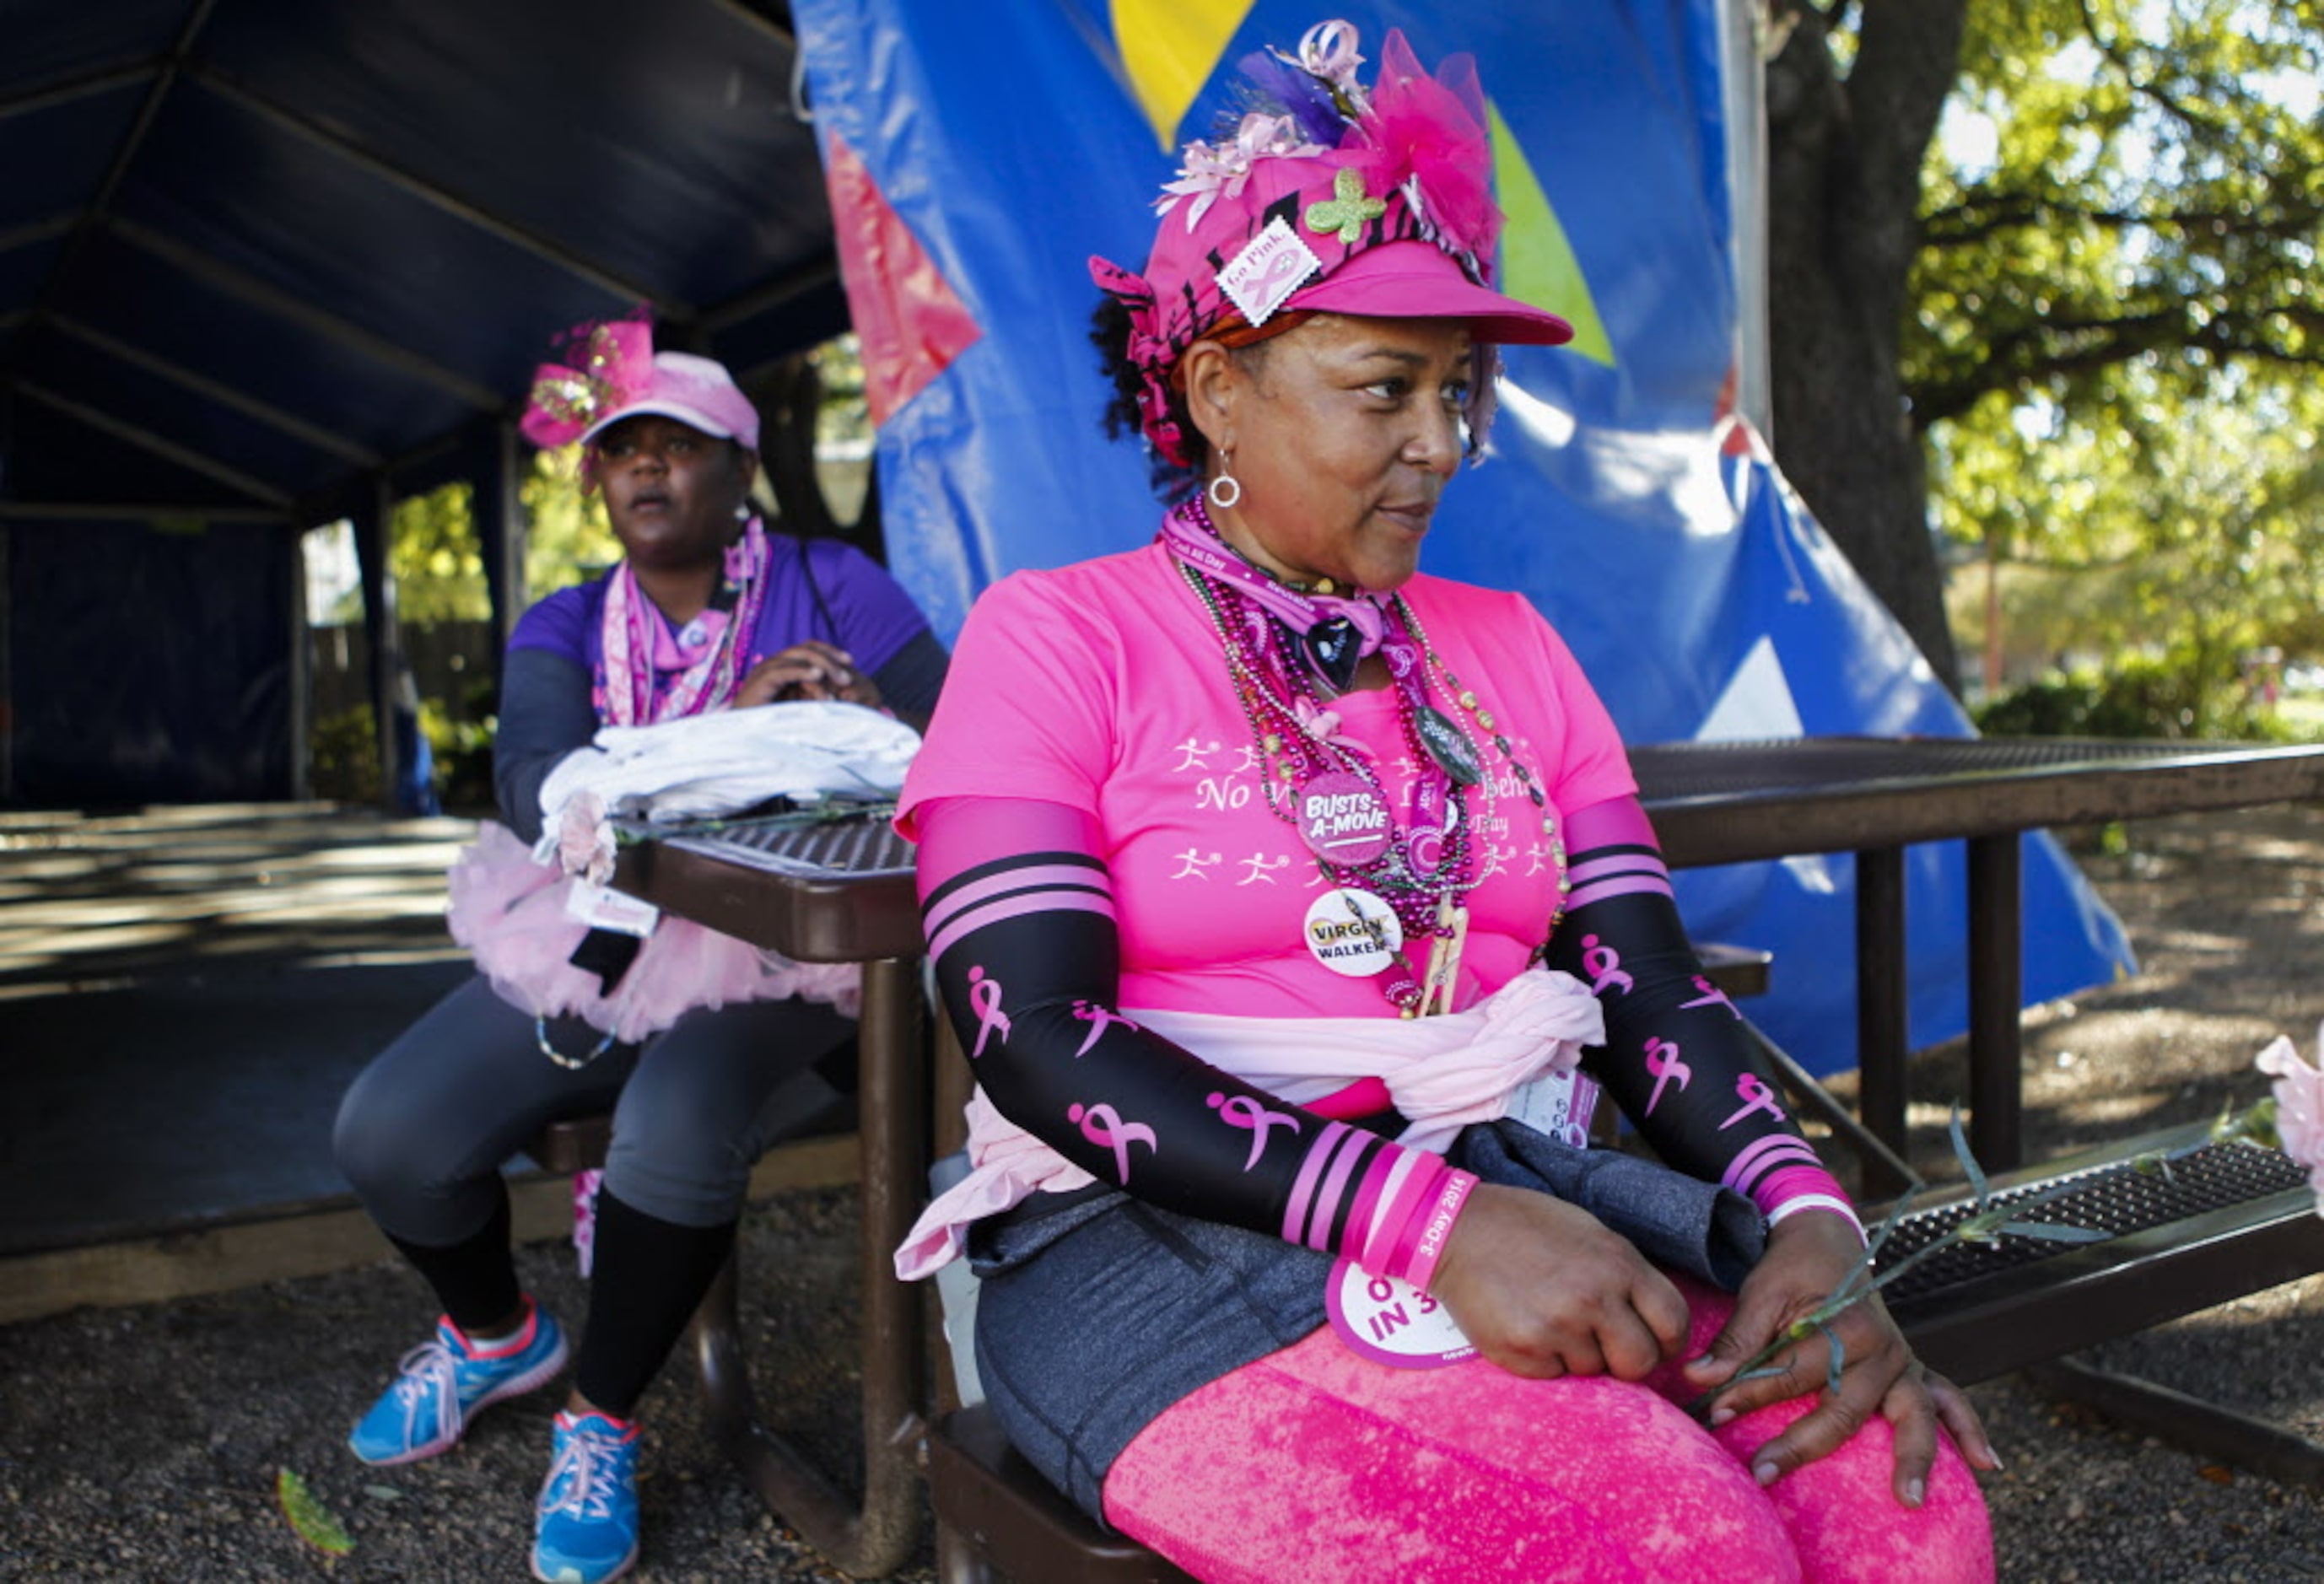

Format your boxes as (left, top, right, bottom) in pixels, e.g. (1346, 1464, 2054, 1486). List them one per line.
(446, 822, 860, 1043)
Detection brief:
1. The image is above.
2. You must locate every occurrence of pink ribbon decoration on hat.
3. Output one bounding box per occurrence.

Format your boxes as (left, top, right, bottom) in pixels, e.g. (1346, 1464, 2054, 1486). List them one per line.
(1298, 20, 1368, 105)
(520, 316, 655, 449)
(1157, 113, 1325, 232)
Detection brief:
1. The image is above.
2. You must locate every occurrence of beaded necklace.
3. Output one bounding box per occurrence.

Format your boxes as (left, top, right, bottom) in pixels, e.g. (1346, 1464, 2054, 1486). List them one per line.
(1398, 595, 1572, 942)
(1162, 498, 1572, 1013)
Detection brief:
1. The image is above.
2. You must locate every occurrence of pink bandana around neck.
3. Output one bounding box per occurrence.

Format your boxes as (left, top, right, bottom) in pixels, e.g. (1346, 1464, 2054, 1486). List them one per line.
(1159, 498, 1387, 657)
(597, 519, 772, 726)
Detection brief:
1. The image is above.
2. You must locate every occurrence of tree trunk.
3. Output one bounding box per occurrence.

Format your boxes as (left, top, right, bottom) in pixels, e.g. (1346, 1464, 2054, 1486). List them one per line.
(1764, 0, 1968, 692)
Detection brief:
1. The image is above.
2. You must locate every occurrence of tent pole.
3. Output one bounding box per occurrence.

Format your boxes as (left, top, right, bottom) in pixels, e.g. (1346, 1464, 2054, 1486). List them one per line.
(0, 384, 13, 805)
(1718, 0, 1775, 444)
(351, 474, 403, 811)
(288, 522, 311, 802)
(479, 420, 528, 679)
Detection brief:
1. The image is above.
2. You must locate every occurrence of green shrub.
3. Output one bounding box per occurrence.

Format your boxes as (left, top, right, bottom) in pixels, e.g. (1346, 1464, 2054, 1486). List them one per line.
(310, 705, 380, 803)
(423, 679, 499, 814)
(1974, 655, 2292, 742)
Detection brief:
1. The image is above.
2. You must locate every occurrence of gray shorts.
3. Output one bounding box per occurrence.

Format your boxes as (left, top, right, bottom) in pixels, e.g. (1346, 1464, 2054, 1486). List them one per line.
(970, 1117, 1766, 1520)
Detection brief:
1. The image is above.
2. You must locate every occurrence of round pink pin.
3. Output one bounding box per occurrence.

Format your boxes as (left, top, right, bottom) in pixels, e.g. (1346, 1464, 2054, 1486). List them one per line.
(1297, 771, 1391, 865)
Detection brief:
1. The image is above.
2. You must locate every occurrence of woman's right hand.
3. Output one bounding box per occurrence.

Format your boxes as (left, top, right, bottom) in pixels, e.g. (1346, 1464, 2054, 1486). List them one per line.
(736, 641, 880, 709)
(1426, 1183, 1690, 1381)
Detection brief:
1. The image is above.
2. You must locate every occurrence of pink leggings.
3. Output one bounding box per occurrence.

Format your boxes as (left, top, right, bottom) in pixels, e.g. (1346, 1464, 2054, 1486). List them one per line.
(1103, 1279, 1992, 1583)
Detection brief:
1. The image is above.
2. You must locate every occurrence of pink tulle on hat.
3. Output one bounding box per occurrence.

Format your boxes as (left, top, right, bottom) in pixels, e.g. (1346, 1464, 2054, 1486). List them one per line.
(1091, 20, 1573, 466)
(520, 316, 761, 451)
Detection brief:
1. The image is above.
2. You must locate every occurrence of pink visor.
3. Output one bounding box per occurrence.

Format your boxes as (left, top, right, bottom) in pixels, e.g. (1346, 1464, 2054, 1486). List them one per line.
(1284, 240, 1572, 346)
(579, 352, 760, 450)
(520, 321, 761, 451)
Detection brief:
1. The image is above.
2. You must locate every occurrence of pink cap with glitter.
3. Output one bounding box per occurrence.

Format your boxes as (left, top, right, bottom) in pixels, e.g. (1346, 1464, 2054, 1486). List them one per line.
(520, 318, 761, 451)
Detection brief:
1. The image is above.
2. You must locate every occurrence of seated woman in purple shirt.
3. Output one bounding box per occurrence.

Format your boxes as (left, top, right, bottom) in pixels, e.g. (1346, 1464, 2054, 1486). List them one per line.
(332, 326, 944, 1584)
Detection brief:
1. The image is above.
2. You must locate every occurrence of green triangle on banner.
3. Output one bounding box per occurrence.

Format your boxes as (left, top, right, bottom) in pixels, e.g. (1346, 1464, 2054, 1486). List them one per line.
(1489, 99, 1615, 369)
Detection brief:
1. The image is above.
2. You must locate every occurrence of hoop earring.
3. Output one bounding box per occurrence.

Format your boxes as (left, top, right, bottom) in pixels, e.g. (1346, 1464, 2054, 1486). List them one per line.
(1208, 450, 1245, 506)
(734, 501, 752, 523)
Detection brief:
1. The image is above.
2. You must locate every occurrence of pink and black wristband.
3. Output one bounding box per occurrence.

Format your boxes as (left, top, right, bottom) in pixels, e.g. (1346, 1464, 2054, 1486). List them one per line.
(1389, 1166, 1479, 1294)
(1755, 1164, 1866, 1244)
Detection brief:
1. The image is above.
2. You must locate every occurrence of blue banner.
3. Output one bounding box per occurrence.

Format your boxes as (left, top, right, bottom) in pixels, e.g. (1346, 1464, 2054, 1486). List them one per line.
(795, 0, 2133, 1074)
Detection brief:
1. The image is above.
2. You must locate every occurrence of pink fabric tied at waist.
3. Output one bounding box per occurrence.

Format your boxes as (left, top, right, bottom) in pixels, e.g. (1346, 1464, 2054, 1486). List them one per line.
(447, 821, 861, 1043)
(894, 967, 1604, 1280)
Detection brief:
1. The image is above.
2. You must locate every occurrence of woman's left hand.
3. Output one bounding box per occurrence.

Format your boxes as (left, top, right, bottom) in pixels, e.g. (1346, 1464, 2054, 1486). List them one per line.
(1682, 1211, 2001, 1505)
(736, 641, 882, 710)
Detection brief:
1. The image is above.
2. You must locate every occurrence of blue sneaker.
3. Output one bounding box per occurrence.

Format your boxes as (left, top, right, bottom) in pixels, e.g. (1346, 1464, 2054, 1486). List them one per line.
(531, 1411, 642, 1584)
(348, 1301, 569, 1466)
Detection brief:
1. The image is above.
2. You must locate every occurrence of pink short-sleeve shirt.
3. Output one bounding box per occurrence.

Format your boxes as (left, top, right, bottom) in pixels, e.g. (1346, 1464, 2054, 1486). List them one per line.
(899, 542, 1634, 1018)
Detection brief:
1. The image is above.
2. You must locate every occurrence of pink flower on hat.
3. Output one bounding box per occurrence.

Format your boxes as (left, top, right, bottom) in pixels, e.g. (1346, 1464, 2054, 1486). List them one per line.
(1157, 114, 1326, 232)
(1351, 32, 1501, 266)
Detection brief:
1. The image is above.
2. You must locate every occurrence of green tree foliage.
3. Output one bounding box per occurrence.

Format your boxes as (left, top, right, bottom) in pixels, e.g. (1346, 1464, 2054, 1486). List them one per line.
(520, 444, 621, 598)
(382, 448, 620, 623)
(1916, 0, 2324, 432)
(1938, 368, 2324, 731)
(1908, 0, 2324, 711)
(389, 482, 486, 623)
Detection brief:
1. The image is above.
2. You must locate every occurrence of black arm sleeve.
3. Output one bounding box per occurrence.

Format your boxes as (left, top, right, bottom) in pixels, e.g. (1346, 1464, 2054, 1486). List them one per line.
(491, 647, 599, 843)
(872, 628, 949, 728)
(1545, 874, 1827, 1202)
(927, 847, 1426, 1258)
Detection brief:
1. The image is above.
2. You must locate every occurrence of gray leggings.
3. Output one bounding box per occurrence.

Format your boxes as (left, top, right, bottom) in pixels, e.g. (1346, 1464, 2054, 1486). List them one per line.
(333, 974, 853, 1241)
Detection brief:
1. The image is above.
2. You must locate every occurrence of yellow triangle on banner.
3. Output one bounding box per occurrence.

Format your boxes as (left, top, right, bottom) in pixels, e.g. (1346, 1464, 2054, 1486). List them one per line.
(1489, 99, 1615, 368)
(1111, 0, 1255, 152)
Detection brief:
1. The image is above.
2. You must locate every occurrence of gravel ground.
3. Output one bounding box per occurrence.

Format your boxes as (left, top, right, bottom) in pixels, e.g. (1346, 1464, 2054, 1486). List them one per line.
(5, 807, 2324, 1581)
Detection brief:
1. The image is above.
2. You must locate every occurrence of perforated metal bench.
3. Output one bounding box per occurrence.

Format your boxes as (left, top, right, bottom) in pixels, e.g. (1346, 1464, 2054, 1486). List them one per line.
(1868, 1121, 2324, 1485)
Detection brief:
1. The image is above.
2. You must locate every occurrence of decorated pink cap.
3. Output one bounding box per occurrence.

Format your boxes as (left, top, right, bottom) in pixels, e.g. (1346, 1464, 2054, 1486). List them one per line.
(520, 317, 761, 451)
(1091, 22, 1572, 466)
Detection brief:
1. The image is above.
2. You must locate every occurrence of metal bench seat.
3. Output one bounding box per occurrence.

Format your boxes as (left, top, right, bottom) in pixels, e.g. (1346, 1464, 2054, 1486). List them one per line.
(1874, 1125, 2321, 1384)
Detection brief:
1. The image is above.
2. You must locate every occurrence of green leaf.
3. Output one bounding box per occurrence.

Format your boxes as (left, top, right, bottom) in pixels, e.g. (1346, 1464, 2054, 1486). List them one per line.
(1815, 1321, 1846, 1398)
(1998, 1220, 2111, 1243)
(277, 1467, 354, 1557)
(1949, 1105, 1991, 1210)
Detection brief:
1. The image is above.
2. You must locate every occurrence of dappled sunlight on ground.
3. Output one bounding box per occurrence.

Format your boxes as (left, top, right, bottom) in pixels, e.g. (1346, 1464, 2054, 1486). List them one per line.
(0, 806, 473, 986)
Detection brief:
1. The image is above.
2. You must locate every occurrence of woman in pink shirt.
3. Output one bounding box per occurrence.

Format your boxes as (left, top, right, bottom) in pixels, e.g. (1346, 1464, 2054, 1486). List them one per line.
(896, 22, 1997, 1581)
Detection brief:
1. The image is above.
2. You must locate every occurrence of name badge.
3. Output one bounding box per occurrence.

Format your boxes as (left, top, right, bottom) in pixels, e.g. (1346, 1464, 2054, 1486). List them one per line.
(1324, 1258, 1475, 1369)
(1503, 1069, 1602, 1150)
(563, 881, 661, 938)
(1303, 888, 1402, 977)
